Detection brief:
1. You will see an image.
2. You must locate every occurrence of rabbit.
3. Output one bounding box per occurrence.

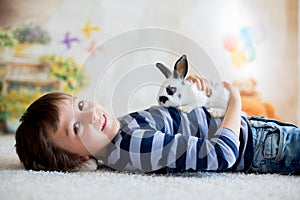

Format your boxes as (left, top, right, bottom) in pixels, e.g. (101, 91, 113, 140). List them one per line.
(156, 55, 229, 118)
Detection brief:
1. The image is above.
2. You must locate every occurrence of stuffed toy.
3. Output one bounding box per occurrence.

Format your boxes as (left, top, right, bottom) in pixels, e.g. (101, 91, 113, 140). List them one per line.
(232, 78, 283, 120)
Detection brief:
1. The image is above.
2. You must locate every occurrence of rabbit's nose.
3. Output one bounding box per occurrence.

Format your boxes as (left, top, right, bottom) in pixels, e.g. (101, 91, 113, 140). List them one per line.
(159, 96, 168, 104)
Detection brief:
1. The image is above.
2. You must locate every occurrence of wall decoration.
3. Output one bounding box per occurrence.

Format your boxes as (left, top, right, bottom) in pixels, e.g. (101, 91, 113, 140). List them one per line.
(61, 32, 80, 50)
(86, 39, 97, 52)
(56, 20, 101, 55)
(85, 39, 102, 57)
(81, 20, 100, 39)
(223, 25, 265, 68)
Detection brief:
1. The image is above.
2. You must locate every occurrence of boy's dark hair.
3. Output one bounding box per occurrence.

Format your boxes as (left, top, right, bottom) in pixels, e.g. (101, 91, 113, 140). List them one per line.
(15, 92, 83, 171)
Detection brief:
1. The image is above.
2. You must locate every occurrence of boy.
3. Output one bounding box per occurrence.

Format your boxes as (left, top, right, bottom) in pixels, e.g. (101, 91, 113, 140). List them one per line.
(15, 76, 300, 174)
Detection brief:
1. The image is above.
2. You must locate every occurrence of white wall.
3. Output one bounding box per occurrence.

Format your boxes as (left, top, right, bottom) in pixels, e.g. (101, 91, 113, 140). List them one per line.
(177, 0, 299, 124)
(7, 0, 299, 124)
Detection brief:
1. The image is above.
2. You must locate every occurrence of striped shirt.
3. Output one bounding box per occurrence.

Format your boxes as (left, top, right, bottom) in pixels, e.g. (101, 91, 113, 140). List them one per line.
(101, 106, 253, 173)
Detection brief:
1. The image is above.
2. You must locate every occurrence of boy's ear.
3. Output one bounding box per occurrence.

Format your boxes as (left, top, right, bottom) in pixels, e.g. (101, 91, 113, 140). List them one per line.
(80, 155, 90, 161)
(79, 157, 98, 171)
(174, 55, 188, 78)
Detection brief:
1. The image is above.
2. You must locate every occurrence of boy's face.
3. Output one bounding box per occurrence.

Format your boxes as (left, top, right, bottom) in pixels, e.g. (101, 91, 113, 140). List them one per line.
(50, 96, 120, 157)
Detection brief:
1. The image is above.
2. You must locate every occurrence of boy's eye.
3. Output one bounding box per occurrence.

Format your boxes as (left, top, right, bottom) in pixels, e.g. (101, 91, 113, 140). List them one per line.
(73, 122, 80, 135)
(78, 100, 84, 111)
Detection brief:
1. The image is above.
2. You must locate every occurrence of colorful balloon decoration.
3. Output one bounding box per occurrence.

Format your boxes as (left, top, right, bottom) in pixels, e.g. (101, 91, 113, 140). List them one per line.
(223, 34, 238, 52)
(231, 49, 247, 67)
(223, 25, 265, 68)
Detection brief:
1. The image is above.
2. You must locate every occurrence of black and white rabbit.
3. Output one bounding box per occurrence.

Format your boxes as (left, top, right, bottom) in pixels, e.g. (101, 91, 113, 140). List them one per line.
(156, 55, 229, 117)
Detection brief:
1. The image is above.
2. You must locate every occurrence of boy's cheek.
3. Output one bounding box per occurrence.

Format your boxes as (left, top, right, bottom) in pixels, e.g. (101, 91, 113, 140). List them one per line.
(79, 129, 110, 157)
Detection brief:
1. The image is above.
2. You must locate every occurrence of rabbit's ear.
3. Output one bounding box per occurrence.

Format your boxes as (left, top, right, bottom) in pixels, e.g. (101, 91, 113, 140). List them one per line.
(174, 55, 188, 78)
(156, 63, 172, 78)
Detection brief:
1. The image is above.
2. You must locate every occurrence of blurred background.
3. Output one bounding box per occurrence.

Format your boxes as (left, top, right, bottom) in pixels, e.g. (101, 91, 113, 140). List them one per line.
(0, 0, 299, 133)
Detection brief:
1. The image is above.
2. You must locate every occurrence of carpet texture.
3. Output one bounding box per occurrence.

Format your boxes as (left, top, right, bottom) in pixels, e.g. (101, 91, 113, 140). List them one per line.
(1, 134, 300, 200)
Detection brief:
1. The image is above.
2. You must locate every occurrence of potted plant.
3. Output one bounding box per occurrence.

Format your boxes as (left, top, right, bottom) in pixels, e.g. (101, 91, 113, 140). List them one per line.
(0, 30, 16, 59)
(12, 23, 51, 56)
(12, 23, 51, 44)
(0, 87, 45, 133)
(40, 55, 89, 94)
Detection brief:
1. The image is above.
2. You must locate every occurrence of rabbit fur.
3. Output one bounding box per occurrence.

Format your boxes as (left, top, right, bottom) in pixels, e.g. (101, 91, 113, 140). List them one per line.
(156, 55, 229, 117)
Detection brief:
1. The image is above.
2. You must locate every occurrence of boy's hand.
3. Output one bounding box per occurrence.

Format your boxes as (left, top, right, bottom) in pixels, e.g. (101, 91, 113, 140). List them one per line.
(223, 81, 241, 101)
(186, 75, 211, 96)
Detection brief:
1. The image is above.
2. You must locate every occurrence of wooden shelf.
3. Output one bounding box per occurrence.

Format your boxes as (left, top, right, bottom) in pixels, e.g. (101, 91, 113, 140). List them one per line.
(3, 79, 60, 94)
(0, 61, 60, 93)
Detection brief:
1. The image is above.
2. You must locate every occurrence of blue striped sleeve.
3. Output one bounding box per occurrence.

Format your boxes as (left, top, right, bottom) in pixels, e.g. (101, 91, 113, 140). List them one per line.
(127, 128, 240, 172)
(161, 129, 239, 171)
(210, 128, 240, 169)
(113, 107, 240, 173)
(140, 131, 154, 171)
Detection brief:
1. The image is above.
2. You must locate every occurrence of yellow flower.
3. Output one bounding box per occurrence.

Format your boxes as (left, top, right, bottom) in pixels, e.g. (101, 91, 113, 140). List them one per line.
(40, 54, 89, 93)
(0, 88, 45, 120)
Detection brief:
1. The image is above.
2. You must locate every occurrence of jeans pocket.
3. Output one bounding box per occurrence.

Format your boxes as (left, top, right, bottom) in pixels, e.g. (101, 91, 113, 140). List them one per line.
(263, 129, 281, 161)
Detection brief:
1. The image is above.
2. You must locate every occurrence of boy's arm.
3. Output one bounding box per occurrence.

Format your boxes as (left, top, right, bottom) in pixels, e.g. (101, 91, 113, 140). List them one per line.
(186, 76, 241, 137)
(221, 82, 242, 137)
(124, 128, 239, 172)
(162, 129, 239, 171)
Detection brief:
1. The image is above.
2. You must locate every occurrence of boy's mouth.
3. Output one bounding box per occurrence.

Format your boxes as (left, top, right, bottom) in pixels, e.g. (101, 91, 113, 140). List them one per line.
(101, 114, 107, 131)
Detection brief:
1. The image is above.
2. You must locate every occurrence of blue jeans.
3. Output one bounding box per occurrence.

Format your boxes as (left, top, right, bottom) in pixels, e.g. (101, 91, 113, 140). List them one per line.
(248, 116, 300, 174)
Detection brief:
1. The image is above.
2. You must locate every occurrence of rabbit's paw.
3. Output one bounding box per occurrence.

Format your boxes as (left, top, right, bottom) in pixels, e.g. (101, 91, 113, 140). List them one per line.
(178, 105, 195, 113)
(207, 108, 226, 118)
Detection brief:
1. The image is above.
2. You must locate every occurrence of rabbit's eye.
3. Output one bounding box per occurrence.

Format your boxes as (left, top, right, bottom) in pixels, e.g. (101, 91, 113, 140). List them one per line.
(166, 85, 177, 95)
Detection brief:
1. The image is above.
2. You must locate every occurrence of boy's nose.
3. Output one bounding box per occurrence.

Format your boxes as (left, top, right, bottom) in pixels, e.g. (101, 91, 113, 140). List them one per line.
(92, 110, 99, 124)
(79, 109, 99, 124)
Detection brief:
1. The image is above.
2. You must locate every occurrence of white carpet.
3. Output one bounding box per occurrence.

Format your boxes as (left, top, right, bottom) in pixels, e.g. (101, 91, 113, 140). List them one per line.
(1, 135, 300, 200)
